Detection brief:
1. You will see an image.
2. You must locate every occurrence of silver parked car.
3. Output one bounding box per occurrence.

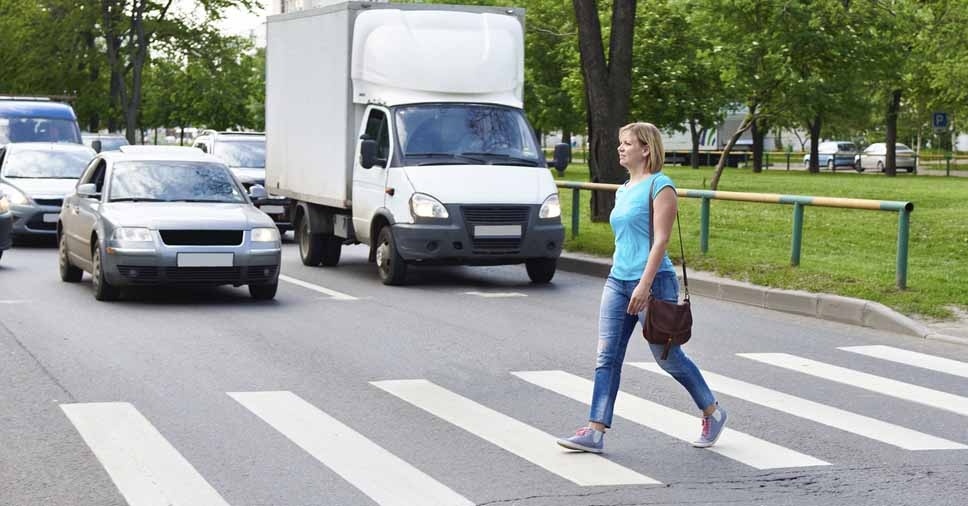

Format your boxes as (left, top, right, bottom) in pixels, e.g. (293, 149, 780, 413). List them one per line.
(856, 143, 916, 173)
(0, 187, 12, 261)
(0, 142, 96, 238)
(58, 146, 281, 301)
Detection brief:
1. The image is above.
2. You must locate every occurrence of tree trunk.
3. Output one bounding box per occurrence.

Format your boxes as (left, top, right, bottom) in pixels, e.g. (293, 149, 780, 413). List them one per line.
(562, 130, 572, 163)
(710, 113, 755, 190)
(807, 114, 821, 173)
(689, 118, 701, 169)
(885, 89, 901, 177)
(751, 118, 768, 173)
(573, 0, 636, 222)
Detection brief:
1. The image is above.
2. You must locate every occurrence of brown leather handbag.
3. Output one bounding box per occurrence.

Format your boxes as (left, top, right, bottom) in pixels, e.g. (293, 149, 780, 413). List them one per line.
(643, 178, 692, 360)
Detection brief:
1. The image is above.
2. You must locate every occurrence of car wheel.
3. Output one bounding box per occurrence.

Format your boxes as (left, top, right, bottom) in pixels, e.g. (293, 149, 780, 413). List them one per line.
(375, 225, 407, 285)
(297, 214, 323, 266)
(92, 241, 120, 301)
(877, 161, 884, 172)
(827, 159, 835, 172)
(525, 258, 557, 284)
(249, 282, 278, 300)
(320, 235, 342, 267)
(59, 233, 83, 282)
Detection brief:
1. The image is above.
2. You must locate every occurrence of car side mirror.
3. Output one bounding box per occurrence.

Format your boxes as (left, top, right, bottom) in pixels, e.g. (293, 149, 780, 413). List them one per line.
(248, 184, 267, 200)
(360, 139, 379, 169)
(77, 183, 100, 198)
(548, 143, 571, 176)
(91, 140, 102, 153)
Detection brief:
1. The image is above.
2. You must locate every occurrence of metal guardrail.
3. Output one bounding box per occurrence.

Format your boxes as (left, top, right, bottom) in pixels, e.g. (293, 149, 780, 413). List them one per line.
(555, 181, 915, 289)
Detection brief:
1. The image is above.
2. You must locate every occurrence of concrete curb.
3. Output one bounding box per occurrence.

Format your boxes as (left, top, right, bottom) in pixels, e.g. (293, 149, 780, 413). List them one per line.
(557, 251, 967, 345)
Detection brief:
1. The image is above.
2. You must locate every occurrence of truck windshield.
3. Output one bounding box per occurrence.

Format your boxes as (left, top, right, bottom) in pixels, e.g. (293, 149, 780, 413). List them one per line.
(395, 105, 542, 166)
(0, 117, 81, 144)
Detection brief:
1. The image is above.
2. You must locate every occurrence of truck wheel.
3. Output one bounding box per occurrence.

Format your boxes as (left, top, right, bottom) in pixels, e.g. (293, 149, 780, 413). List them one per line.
(59, 233, 82, 282)
(92, 241, 120, 301)
(375, 226, 407, 285)
(526, 258, 557, 284)
(321, 235, 342, 267)
(297, 215, 324, 266)
(249, 282, 278, 300)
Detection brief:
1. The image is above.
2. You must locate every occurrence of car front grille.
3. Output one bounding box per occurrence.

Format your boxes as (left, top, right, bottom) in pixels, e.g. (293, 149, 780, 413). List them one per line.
(33, 198, 64, 207)
(461, 205, 531, 254)
(25, 214, 57, 230)
(117, 265, 277, 285)
(159, 230, 243, 246)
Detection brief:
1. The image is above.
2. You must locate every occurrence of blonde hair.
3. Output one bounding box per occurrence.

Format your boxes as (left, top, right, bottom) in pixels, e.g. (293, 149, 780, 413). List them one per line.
(620, 122, 664, 173)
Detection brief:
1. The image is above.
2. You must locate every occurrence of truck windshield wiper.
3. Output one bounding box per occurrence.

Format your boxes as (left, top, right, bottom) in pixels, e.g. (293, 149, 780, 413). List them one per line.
(459, 152, 541, 167)
(407, 152, 487, 165)
(110, 197, 167, 202)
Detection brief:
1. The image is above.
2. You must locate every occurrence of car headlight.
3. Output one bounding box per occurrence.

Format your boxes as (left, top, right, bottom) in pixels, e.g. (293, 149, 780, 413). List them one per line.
(251, 227, 280, 243)
(0, 183, 29, 206)
(410, 193, 449, 219)
(539, 194, 561, 219)
(111, 227, 153, 242)
(0, 195, 9, 213)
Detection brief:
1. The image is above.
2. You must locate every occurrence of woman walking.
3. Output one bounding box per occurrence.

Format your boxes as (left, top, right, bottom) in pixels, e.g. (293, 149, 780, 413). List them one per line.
(557, 122, 726, 454)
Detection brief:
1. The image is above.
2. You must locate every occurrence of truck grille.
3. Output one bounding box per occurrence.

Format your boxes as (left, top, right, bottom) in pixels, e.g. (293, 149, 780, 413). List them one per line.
(462, 206, 530, 254)
(160, 230, 243, 246)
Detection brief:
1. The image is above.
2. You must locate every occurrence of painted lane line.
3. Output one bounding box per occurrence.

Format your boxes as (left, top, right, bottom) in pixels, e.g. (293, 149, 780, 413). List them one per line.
(229, 391, 472, 506)
(0, 300, 30, 304)
(513, 370, 829, 470)
(60, 402, 231, 506)
(463, 292, 527, 298)
(840, 345, 968, 379)
(739, 353, 968, 417)
(279, 275, 357, 300)
(631, 362, 966, 451)
(371, 379, 659, 486)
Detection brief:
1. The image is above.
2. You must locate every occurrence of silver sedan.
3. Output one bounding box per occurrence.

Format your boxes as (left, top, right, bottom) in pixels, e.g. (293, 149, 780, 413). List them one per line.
(58, 146, 281, 301)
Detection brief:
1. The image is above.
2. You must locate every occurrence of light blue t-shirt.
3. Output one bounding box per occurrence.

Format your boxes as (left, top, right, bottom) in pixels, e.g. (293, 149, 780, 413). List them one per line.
(608, 172, 677, 281)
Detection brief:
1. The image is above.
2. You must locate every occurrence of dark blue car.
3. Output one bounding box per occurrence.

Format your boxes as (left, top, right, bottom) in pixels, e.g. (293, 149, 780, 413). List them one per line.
(0, 98, 83, 145)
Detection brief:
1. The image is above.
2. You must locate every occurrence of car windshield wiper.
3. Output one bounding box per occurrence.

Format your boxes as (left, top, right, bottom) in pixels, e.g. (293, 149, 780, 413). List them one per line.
(110, 197, 167, 202)
(406, 152, 487, 165)
(460, 152, 541, 167)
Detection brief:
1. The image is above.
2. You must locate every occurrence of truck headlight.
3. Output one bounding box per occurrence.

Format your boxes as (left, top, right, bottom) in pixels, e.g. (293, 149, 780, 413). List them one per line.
(539, 194, 561, 219)
(410, 193, 449, 219)
(251, 227, 280, 243)
(111, 227, 153, 242)
(0, 183, 29, 206)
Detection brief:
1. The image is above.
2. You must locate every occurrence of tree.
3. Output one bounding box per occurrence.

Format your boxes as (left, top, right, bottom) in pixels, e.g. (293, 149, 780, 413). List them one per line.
(573, 0, 636, 221)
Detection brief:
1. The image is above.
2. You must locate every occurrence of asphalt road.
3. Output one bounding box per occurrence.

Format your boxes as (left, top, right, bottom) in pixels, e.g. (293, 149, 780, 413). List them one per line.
(2, 238, 967, 506)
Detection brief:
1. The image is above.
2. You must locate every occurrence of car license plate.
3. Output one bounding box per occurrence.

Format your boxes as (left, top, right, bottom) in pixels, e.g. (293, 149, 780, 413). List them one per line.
(176, 253, 233, 267)
(260, 205, 285, 214)
(474, 225, 521, 238)
(43, 213, 59, 223)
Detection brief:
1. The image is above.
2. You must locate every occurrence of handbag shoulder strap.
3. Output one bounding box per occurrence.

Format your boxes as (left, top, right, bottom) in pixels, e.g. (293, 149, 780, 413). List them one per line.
(648, 175, 689, 299)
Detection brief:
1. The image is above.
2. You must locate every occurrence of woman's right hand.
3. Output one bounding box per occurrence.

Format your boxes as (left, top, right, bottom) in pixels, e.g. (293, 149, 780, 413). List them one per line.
(627, 280, 650, 315)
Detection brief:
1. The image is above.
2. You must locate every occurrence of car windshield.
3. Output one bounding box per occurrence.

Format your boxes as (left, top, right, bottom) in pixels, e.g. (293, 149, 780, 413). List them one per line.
(213, 140, 265, 168)
(0, 117, 81, 143)
(98, 137, 129, 151)
(395, 105, 541, 166)
(109, 161, 246, 203)
(2, 149, 92, 179)
(837, 143, 857, 152)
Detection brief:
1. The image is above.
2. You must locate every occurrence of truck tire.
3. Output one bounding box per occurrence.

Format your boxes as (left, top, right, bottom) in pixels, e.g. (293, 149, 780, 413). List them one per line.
(92, 240, 120, 301)
(375, 226, 407, 285)
(321, 235, 342, 267)
(526, 258, 557, 284)
(297, 215, 324, 266)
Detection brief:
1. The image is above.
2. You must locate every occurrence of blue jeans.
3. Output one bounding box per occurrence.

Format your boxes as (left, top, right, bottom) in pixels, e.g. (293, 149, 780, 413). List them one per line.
(589, 272, 716, 428)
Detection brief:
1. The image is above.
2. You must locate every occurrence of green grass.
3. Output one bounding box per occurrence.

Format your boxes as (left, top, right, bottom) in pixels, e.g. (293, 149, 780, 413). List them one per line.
(553, 164, 968, 320)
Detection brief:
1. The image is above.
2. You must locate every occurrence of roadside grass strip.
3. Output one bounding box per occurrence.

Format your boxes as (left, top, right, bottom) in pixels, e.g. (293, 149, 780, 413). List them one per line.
(839, 345, 968, 379)
(739, 353, 968, 417)
(61, 402, 231, 506)
(631, 362, 967, 451)
(229, 391, 473, 506)
(371, 379, 659, 486)
(512, 370, 829, 469)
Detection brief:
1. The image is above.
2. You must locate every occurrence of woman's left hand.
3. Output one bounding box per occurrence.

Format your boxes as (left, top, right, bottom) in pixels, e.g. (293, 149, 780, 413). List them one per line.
(627, 281, 650, 315)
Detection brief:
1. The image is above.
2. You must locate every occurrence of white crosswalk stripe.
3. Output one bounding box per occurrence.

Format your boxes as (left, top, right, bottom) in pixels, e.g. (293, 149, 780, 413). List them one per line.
(739, 353, 968, 417)
(229, 391, 473, 506)
(512, 370, 829, 469)
(840, 345, 968, 379)
(630, 362, 967, 451)
(371, 379, 660, 486)
(61, 402, 231, 506)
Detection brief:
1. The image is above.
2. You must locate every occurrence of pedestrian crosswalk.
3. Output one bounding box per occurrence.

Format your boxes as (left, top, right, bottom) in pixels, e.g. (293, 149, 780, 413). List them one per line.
(60, 346, 968, 506)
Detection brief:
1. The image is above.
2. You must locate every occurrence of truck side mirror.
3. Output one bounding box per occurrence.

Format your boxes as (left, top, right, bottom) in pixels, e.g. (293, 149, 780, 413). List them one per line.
(360, 139, 379, 169)
(91, 140, 102, 153)
(549, 143, 571, 176)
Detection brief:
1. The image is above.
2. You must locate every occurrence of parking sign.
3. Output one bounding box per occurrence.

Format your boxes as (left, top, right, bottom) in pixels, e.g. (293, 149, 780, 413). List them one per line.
(933, 112, 948, 132)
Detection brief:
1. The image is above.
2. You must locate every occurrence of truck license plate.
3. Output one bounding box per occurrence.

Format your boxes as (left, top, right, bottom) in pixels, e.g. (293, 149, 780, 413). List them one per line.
(474, 225, 521, 238)
(176, 253, 234, 267)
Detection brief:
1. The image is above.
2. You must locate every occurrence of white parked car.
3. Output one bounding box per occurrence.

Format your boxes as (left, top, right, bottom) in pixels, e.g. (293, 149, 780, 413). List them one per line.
(856, 143, 916, 173)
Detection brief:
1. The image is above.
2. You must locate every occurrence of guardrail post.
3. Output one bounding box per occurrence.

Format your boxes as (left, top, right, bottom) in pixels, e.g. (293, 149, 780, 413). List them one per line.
(571, 188, 580, 239)
(791, 203, 804, 266)
(700, 197, 710, 253)
(896, 208, 910, 289)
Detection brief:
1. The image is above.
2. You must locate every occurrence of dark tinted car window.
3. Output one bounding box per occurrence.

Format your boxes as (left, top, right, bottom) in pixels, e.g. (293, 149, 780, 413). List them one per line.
(109, 161, 245, 203)
(0, 118, 81, 143)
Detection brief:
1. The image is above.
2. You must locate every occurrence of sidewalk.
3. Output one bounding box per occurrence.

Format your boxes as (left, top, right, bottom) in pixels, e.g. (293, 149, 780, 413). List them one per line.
(557, 251, 968, 346)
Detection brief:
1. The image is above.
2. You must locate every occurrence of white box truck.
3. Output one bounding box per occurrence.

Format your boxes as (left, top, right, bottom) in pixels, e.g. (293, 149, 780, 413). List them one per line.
(266, 1, 569, 284)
